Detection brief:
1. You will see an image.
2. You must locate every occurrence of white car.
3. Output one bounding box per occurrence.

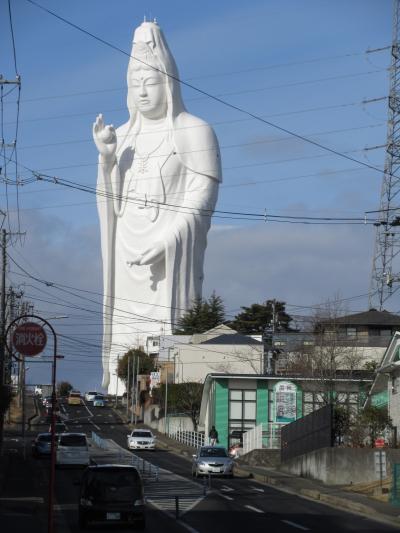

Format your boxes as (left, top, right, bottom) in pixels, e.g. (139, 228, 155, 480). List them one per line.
(127, 429, 156, 450)
(56, 433, 90, 466)
(84, 391, 99, 402)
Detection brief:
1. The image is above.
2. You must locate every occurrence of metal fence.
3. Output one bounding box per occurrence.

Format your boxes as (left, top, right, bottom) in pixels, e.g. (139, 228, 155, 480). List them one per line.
(281, 404, 334, 462)
(242, 423, 281, 454)
(168, 428, 208, 448)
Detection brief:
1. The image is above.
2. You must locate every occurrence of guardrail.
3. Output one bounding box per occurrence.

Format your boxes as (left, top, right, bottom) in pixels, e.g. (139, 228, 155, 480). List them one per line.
(168, 429, 208, 448)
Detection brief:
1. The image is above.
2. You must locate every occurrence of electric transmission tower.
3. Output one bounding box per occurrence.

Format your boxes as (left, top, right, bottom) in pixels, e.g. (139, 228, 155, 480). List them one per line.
(369, 0, 400, 310)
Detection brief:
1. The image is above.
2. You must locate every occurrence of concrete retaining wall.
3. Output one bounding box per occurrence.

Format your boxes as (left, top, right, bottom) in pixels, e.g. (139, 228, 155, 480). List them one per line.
(238, 449, 281, 468)
(280, 447, 400, 485)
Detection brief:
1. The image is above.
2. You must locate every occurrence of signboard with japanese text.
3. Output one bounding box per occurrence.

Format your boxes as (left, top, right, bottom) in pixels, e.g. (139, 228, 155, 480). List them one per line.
(12, 322, 47, 356)
(149, 371, 161, 395)
(275, 381, 297, 423)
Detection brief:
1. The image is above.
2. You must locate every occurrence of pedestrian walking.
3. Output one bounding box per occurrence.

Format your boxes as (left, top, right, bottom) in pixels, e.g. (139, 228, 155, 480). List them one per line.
(209, 425, 219, 446)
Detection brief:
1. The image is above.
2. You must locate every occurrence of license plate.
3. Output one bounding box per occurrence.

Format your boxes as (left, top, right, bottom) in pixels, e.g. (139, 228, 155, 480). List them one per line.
(106, 512, 120, 520)
(211, 468, 222, 473)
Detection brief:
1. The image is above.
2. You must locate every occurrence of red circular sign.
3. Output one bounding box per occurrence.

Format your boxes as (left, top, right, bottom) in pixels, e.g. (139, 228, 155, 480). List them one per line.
(12, 322, 47, 356)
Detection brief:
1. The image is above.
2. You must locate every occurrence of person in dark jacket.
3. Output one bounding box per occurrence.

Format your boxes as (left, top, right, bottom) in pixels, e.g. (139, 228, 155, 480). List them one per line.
(209, 426, 218, 445)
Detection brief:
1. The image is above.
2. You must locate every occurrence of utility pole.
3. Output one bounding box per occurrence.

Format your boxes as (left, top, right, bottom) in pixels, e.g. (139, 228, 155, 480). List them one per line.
(134, 355, 140, 424)
(126, 355, 130, 418)
(263, 299, 278, 374)
(369, 0, 400, 309)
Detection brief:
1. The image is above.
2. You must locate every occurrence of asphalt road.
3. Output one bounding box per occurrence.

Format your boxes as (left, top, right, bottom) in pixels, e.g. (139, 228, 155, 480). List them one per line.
(32, 398, 400, 533)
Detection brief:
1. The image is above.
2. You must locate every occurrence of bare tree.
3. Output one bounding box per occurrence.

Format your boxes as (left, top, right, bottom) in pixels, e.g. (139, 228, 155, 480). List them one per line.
(284, 295, 366, 405)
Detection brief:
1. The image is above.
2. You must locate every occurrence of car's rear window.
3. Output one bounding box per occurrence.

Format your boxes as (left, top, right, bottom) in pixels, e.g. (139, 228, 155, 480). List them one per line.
(94, 396, 104, 400)
(38, 434, 52, 442)
(200, 447, 228, 457)
(131, 431, 152, 438)
(84, 470, 141, 501)
(69, 393, 80, 398)
(59, 435, 87, 447)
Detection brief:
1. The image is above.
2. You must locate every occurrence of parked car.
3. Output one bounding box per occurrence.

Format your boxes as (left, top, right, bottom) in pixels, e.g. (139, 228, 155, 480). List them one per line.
(32, 432, 55, 457)
(56, 433, 90, 467)
(78, 464, 146, 530)
(68, 391, 82, 406)
(92, 395, 106, 407)
(48, 422, 67, 433)
(84, 391, 99, 403)
(192, 446, 234, 478)
(127, 429, 155, 450)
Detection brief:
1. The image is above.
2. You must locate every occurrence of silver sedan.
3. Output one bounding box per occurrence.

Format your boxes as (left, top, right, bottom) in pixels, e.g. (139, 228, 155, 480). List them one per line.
(192, 446, 234, 478)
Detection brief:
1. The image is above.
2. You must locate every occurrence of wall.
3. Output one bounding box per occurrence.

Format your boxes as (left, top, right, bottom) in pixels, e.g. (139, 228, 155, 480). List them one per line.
(174, 343, 263, 383)
(215, 379, 229, 448)
(280, 447, 400, 485)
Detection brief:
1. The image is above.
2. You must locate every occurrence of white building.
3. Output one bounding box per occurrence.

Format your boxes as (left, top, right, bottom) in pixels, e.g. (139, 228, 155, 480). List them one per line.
(160, 325, 263, 384)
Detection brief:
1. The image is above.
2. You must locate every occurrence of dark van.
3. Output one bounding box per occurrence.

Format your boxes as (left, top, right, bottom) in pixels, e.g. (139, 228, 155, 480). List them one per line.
(78, 464, 146, 529)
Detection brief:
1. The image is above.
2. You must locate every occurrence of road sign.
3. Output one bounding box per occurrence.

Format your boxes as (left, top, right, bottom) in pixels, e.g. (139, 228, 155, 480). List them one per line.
(375, 437, 386, 448)
(12, 322, 47, 356)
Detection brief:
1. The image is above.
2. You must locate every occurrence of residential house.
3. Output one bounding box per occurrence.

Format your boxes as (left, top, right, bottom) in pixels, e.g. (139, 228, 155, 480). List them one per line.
(160, 325, 264, 384)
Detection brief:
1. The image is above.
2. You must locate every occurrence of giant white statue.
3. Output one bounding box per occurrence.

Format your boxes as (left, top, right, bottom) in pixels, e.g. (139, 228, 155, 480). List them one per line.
(93, 21, 222, 392)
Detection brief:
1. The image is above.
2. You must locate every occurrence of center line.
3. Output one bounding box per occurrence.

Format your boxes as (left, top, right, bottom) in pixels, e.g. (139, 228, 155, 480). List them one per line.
(281, 519, 310, 531)
(220, 494, 234, 501)
(244, 505, 263, 514)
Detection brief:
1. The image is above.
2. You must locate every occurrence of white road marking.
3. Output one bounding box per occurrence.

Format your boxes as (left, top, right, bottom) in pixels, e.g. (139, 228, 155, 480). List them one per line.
(220, 485, 234, 492)
(281, 520, 310, 531)
(244, 505, 264, 514)
(82, 400, 95, 418)
(54, 503, 78, 511)
(250, 486, 264, 492)
(220, 494, 234, 501)
(0, 497, 44, 503)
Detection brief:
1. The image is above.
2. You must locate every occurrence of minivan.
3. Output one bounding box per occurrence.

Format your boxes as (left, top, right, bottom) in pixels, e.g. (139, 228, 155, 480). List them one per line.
(78, 465, 146, 529)
(56, 433, 90, 467)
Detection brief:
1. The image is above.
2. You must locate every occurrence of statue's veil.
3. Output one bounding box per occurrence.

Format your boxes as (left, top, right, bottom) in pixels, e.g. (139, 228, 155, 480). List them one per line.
(126, 21, 186, 137)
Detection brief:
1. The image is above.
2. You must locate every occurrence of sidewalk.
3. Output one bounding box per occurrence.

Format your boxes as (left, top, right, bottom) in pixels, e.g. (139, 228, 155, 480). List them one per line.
(0, 393, 48, 533)
(134, 423, 400, 529)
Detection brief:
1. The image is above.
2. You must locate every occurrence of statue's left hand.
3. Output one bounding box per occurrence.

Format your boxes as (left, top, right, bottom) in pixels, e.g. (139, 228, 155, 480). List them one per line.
(138, 242, 165, 265)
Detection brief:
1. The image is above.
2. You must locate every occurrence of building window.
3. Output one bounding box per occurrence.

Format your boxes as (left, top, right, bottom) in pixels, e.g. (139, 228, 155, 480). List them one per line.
(346, 327, 357, 337)
(228, 389, 257, 448)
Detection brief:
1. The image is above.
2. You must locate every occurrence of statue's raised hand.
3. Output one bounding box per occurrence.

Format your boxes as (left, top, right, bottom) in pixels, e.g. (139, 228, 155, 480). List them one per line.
(93, 114, 117, 162)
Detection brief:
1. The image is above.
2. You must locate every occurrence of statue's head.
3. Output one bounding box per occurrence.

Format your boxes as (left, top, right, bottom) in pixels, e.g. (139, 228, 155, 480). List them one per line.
(127, 21, 185, 130)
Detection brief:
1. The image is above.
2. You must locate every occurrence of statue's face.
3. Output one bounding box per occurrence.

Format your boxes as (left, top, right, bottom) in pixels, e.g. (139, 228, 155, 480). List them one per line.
(130, 68, 167, 120)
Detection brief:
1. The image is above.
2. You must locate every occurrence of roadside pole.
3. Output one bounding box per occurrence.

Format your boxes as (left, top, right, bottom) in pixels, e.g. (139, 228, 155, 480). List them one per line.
(126, 356, 130, 418)
(134, 355, 139, 424)
(130, 355, 135, 424)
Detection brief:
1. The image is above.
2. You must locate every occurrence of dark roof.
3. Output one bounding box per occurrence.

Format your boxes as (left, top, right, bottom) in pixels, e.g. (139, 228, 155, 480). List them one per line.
(200, 333, 262, 345)
(322, 309, 400, 327)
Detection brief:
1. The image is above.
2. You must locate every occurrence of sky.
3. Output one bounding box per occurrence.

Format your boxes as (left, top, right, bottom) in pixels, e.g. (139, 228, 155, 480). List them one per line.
(0, 0, 396, 391)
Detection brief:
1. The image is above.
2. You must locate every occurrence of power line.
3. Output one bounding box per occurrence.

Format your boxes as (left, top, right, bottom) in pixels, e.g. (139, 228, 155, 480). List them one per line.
(22, 0, 395, 182)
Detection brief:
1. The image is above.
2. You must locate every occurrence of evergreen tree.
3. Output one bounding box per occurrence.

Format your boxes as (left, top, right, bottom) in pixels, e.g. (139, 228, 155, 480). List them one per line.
(117, 348, 154, 385)
(228, 299, 293, 335)
(57, 381, 74, 397)
(175, 292, 225, 334)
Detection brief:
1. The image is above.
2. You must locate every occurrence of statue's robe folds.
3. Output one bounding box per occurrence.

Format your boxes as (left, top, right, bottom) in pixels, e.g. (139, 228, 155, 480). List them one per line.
(97, 112, 222, 388)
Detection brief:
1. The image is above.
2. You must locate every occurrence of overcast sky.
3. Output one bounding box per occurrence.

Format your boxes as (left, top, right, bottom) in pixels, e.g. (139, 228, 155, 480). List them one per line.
(0, 0, 395, 391)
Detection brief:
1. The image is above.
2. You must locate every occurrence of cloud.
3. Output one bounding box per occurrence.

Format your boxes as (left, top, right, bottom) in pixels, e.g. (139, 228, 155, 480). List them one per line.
(203, 221, 374, 314)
